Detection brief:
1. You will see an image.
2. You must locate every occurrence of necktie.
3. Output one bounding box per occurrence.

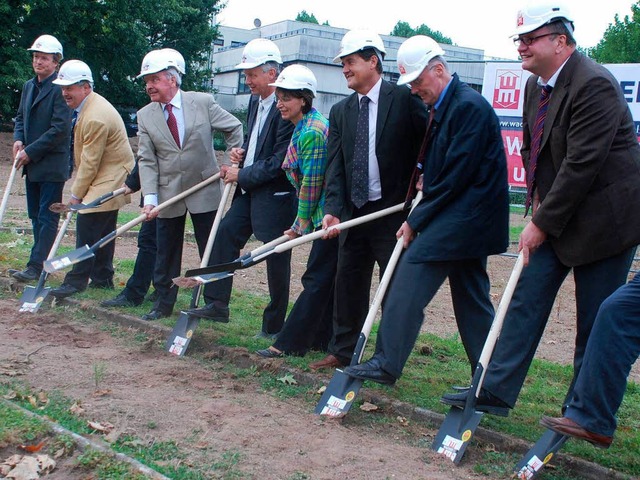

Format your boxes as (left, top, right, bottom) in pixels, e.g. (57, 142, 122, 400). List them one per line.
(524, 85, 553, 216)
(404, 107, 436, 207)
(69, 110, 78, 177)
(352, 95, 370, 209)
(244, 102, 264, 169)
(165, 103, 181, 148)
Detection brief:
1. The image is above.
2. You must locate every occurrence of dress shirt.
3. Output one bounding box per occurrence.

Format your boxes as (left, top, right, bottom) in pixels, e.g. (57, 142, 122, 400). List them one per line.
(357, 78, 382, 202)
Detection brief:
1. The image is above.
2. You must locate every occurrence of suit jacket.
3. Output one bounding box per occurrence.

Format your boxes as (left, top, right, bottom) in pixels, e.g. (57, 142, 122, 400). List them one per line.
(324, 79, 427, 242)
(235, 94, 296, 239)
(13, 72, 71, 182)
(138, 91, 243, 219)
(405, 74, 509, 262)
(524, 51, 640, 267)
(72, 92, 134, 213)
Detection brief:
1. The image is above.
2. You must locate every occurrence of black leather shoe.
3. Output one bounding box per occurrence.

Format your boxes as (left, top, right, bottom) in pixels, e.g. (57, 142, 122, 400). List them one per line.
(89, 279, 114, 289)
(343, 357, 396, 386)
(11, 266, 40, 282)
(440, 388, 511, 417)
(141, 309, 171, 321)
(50, 283, 82, 299)
(256, 348, 284, 358)
(185, 303, 229, 322)
(100, 292, 140, 308)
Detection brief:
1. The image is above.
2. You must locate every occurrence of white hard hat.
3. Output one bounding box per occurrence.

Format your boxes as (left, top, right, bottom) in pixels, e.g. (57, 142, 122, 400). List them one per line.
(333, 29, 387, 64)
(396, 35, 446, 86)
(269, 65, 317, 96)
(513, 1, 574, 36)
(137, 49, 185, 78)
(28, 34, 63, 58)
(52, 60, 93, 85)
(235, 38, 282, 69)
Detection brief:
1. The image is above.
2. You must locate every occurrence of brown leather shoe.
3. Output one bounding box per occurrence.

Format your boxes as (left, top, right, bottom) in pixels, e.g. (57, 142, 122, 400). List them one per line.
(309, 354, 344, 370)
(540, 416, 613, 449)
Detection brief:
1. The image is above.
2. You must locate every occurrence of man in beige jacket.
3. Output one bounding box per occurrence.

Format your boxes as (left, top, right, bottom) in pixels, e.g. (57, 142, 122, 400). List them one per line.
(137, 48, 243, 320)
(51, 60, 134, 298)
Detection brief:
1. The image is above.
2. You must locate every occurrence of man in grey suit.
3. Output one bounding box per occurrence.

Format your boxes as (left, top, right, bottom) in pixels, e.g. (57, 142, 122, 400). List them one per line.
(443, 1, 640, 416)
(185, 39, 297, 338)
(11, 34, 71, 282)
(137, 48, 243, 320)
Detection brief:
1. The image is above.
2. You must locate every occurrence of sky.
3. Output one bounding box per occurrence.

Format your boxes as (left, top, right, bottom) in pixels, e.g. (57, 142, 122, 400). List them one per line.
(215, 0, 637, 60)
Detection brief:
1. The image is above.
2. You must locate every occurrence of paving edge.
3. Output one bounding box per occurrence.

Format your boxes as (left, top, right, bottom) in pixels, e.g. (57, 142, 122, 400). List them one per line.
(2, 277, 631, 480)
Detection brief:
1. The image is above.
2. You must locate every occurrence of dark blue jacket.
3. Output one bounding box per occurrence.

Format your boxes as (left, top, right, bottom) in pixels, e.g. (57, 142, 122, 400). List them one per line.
(406, 73, 509, 262)
(13, 71, 72, 183)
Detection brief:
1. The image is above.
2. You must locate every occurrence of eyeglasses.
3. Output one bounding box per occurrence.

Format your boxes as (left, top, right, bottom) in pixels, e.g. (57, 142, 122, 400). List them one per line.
(513, 32, 558, 47)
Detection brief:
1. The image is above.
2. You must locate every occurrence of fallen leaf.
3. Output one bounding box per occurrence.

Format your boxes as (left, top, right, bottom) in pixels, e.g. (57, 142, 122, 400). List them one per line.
(18, 441, 46, 453)
(36, 455, 56, 474)
(69, 401, 84, 415)
(52, 448, 65, 459)
(27, 395, 38, 408)
(88, 421, 114, 433)
(5, 455, 39, 480)
(277, 374, 297, 385)
(3, 390, 17, 400)
(2, 454, 23, 467)
(0, 464, 12, 476)
(359, 402, 379, 412)
(317, 385, 327, 394)
(36, 392, 49, 407)
(396, 416, 408, 425)
(92, 389, 112, 397)
(104, 429, 121, 443)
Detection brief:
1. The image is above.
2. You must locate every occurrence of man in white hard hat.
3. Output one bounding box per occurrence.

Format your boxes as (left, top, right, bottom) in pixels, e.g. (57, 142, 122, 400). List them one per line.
(136, 48, 243, 321)
(11, 35, 72, 282)
(50, 60, 135, 298)
(443, 1, 640, 416)
(309, 30, 428, 370)
(344, 35, 509, 385)
(185, 39, 297, 338)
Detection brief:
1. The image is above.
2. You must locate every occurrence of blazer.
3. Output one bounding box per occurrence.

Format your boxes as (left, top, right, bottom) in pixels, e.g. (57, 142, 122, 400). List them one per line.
(236, 94, 296, 239)
(324, 79, 427, 237)
(138, 91, 243, 219)
(72, 92, 134, 213)
(13, 72, 72, 183)
(405, 74, 509, 262)
(524, 51, 640, 267)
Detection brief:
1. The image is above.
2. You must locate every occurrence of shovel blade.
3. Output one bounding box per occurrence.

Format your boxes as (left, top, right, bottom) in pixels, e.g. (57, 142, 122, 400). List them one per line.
(19, 286, 51, 313)
(186, 259, 242, 276)
(513, 430, 568, 479)
(165, 312, 200, 356)
(44, 245, 93, 273)
(432, 406, 483, 463)
(315, 369, 364, 417)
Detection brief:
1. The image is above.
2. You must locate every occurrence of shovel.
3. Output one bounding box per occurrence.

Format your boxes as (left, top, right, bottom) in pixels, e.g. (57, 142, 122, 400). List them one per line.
(43, 173, 221, 274)
(19, 210, 75, 313)
(181, 201, 408, 284)
(166, 180, 233, 356)
(315, 192, 423, 418)
(431, 252, 524, 463)
(513, 429, 568, 479)
(0, 155, 20, 226)
(49, 187, 127, 213)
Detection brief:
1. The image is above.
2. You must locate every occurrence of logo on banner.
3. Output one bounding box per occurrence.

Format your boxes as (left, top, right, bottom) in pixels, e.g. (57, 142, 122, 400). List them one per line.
(493, 70, 522, 109)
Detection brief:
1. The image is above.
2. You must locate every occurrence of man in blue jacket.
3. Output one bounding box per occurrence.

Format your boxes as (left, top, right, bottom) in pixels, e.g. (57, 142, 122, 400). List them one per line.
(345, 35, 509, 385)
(11, 34, 71, 282)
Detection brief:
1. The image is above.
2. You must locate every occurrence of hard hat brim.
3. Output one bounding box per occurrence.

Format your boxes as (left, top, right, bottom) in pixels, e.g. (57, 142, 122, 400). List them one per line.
(52, 78, 81, 86)
(397, 69, 422, 86)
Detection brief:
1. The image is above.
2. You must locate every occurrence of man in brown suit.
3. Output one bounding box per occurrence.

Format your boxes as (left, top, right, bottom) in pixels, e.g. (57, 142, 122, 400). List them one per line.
(50, 60, 134, 298)
(443, 1, 640, 416)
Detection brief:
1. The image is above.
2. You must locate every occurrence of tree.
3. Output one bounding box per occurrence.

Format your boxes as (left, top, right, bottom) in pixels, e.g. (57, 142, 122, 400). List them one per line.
(588, 2, 640, 63)
(390, 21, 453, 45)
(295, 10, 319, 24)
(1, 0, 221, 125)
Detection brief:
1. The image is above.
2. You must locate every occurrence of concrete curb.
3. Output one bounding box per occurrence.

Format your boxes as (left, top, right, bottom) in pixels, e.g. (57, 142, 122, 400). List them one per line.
(2, 278, 632, 480)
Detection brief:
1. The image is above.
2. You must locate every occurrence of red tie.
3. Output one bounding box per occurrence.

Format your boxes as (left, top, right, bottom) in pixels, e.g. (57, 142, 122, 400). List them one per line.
(524, 85, 553, 216)
(165, 103, 180, 148)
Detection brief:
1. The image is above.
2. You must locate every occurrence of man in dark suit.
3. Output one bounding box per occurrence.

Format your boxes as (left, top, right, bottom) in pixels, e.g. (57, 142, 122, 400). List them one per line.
(137, 48, 243, 320)
(11, 34, 71, 282)
(309, 30, 428, 370)
(344, 35, 509, 384)
(443, 2, 640, 416)
(185, 39, 296, 338)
